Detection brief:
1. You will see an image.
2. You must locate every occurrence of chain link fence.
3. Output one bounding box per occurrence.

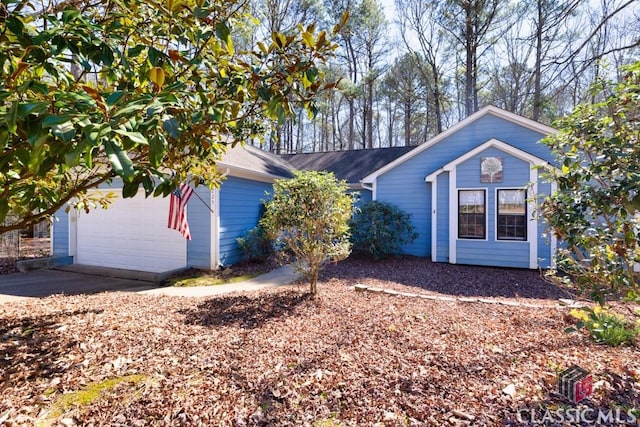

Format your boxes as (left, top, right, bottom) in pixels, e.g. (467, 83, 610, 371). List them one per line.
(0, 216, 21, 258)
(1, 217, 51, 273)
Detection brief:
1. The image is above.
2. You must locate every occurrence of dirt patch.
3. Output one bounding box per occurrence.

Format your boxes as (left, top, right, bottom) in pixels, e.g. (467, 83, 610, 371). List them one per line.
(163, 258, 280, 286)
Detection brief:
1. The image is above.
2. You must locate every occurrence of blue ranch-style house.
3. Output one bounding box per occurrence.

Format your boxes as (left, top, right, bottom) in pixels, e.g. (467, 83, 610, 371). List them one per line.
(51, 105, 557, 275)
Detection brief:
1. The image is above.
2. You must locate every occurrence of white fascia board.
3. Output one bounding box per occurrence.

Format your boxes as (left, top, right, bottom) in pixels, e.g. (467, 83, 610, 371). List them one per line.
(424, 138, 552, 183)
(363, 105, 556, 184)
(425, 168, 444, 182)
(216, 164, 287, 183)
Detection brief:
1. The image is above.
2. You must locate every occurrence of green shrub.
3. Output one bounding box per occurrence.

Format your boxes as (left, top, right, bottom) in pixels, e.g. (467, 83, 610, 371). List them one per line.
(261, 171, 353, 295)
(349, 201, 418, 260)
(567, 306, 639, 347)
(236, 226, 272, 262)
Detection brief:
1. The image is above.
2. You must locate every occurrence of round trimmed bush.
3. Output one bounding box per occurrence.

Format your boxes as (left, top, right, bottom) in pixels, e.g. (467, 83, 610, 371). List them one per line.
(349, 201, 418, 259)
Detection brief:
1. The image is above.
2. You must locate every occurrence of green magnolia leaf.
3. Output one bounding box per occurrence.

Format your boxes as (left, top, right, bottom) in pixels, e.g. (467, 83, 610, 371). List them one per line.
(101, 44, 115, 67)
(62, 8, 81, 23)
(111, 102, 146, 118)
(215, 22, 231, 45)
(106, 91, 126, 106)
(64, 143, 85, 167)
(28, 135, 49, 173)
(141, 175, 155, 195)
(162, 117, 179, 139)
(115, 130, 148, 145)
(17, 102, 49, 118)
(84, 123, 112, 146)
(122, 181, 139, 198)
(149, 134, 167, 166)
(42, 115, 72, 127)
(104, 140, 134, 182)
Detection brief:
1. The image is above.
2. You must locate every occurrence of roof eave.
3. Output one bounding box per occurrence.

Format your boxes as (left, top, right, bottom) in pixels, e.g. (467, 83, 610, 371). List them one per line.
(362, 105, 556, 184)
(216, 163, 289, 183)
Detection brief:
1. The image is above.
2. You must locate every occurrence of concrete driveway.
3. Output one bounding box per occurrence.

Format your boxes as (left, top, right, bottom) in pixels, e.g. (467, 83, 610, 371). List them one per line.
(0, 268, 158, 302)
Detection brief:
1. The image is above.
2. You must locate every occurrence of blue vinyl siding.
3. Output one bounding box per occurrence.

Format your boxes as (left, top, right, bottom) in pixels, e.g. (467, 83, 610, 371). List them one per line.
(186, 186, 213, 269)
(219, 176, 272, 266)
(352, 189, 372, 210)
(457, 240, 530, 267)
(435, 173, 449, 262)
(52, 207, 69, 256)
(377, 171, 431, 256)
(456, 148, 530, 188)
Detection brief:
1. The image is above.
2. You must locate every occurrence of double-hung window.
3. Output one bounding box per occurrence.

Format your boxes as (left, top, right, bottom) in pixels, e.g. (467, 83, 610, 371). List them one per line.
(497, 189, 527, 240)
(458, 190, 486, 239)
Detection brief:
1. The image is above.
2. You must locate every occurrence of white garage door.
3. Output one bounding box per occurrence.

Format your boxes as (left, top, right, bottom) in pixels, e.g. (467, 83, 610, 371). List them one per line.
(76, 191, 187, 273)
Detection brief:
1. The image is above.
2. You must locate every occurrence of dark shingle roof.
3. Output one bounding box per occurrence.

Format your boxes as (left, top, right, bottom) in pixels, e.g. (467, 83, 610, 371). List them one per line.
(219, 144, 293, 178)
(280, 146, 417, 183)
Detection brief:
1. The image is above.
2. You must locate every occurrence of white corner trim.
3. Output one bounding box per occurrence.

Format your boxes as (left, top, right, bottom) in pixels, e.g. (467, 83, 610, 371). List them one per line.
(431, 179, 437, 261)
(69, 207, 77, 258)
(211, 188, 221, 269)
(550, 181, 558, 269)
(363, 105, 556, 184)
(448, 169, 457, 264)
(371, 180, 377, 201)
(529, 168, 538, 269)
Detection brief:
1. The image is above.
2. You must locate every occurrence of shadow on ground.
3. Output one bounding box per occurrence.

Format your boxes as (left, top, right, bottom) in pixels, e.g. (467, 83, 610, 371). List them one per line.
(0, 309, 103, 383)
(179, 290, 314, 329)
(321, 255, 575, 300)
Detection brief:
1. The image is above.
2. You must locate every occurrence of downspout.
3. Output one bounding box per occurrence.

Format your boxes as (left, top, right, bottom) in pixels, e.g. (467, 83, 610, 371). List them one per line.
(361, 182, 375, 200)
(212, 167, 230, 269)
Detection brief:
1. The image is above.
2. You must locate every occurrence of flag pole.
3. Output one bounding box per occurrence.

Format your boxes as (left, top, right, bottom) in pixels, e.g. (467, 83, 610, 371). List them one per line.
(189, 187, 216, 215)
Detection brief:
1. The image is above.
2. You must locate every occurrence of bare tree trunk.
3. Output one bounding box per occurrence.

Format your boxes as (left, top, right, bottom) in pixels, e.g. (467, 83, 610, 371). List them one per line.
(464, 2, 475, 117)
(533, 0, 544, 121)
(367, 78, 374, 149)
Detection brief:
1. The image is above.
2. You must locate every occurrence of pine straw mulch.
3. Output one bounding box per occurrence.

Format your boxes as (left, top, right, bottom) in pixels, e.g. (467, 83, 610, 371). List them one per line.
(1, 257, 639, 426)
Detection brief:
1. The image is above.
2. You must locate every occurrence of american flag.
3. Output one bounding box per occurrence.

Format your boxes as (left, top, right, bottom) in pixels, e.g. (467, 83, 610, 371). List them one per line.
(168, 183, 194, 240)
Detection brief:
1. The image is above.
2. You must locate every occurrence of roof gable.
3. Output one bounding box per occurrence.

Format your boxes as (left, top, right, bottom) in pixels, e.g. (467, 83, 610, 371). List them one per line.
(362, 106, 556, 184)
(424, 138, 552, 182)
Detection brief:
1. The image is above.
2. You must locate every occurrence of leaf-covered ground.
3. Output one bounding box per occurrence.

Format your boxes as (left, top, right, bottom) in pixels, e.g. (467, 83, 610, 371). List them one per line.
(1, 257, 638, 426)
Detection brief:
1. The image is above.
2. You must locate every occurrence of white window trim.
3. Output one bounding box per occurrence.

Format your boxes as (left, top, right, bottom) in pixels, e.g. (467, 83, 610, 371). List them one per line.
(455, 187, 489, 242)
(494, 187, 528, 243)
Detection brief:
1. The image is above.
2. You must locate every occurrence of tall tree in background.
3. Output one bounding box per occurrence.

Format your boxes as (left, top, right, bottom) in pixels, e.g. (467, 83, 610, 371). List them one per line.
(438, 0, 505, 117)
(351, 0, 388, 148)
(381, 53, 432, 146)
(395, 0, 449, 133)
